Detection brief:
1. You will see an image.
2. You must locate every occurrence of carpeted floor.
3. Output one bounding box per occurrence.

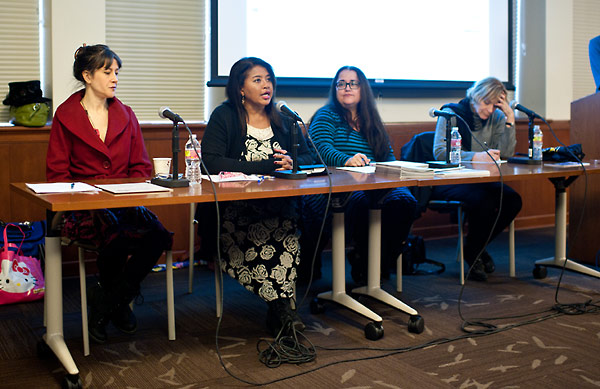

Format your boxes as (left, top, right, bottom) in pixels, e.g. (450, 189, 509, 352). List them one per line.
(1, 226, 599, 388)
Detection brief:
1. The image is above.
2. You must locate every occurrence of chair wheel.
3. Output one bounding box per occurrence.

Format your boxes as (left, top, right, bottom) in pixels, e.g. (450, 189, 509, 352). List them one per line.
(310, 298, 325, 314)
(533, 265, 547, 279)
(36, 340, 52, 359)
(364, 321, 384, 340)
(62, 373, 82, 389)
(408, 315, 425, 334)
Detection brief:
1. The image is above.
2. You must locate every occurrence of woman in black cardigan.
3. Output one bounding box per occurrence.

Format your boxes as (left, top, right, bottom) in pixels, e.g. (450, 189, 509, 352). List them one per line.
(201, 57, 313, 337)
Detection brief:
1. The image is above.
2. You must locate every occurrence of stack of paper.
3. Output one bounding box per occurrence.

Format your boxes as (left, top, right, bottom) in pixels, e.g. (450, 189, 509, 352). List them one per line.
(375, 161, 435, 178)
(434, 167, 491, 178)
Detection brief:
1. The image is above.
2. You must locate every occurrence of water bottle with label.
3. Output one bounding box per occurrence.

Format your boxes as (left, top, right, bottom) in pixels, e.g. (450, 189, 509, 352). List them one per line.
(532, 125, 543, 161)
(185, 134, 202, 184)
(450, 127, 462, 165)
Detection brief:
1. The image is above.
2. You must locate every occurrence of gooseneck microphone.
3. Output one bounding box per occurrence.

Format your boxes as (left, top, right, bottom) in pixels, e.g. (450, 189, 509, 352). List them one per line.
(152, 106, 189, 187)
(276, 101, 302, 122)
(159, 106, 184, 123)
(509, 100, 542, 119)
(429, 107, 457, 119)
(506, 101, 543, 165)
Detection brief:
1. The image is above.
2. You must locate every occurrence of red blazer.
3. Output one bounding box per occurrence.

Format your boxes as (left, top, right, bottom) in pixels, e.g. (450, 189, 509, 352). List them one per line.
(46, 90, 152, 182)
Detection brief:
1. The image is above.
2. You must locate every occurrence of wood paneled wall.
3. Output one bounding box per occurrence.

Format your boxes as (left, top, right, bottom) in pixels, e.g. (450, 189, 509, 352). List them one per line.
(0, 119, 570, 275)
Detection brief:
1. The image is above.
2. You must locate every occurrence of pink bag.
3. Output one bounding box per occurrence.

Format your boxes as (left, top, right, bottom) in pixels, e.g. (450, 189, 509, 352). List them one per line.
(0, 223, 45, 304)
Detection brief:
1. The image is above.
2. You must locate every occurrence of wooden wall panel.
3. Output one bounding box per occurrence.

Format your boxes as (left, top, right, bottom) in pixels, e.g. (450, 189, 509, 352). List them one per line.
(569, 93, 600, 264)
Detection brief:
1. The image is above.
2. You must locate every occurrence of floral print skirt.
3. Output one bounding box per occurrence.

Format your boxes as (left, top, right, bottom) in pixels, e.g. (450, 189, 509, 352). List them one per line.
(219, 198, 300, 302)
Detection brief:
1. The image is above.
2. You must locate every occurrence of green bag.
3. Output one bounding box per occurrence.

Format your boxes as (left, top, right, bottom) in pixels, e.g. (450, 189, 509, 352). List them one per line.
(9, 103, 50, 127)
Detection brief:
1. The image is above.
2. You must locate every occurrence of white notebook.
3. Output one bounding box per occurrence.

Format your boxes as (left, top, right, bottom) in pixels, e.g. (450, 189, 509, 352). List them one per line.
(95, 182, 172, 194)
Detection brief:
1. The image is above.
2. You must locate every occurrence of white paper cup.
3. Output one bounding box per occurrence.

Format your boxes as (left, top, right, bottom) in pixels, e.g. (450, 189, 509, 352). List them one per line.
(153, 157, 172, 176)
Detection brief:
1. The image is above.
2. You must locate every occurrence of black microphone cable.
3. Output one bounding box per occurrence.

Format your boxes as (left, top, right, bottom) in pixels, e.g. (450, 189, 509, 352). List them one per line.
(444, 114, 506, 333)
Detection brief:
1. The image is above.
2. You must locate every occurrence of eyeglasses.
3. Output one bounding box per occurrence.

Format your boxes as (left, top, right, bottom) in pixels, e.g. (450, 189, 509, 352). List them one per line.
(335, 80, 360, 90)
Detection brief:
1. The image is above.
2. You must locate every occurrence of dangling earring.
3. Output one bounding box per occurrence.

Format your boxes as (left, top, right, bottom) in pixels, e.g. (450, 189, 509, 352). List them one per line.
(241, 94, 245, 104)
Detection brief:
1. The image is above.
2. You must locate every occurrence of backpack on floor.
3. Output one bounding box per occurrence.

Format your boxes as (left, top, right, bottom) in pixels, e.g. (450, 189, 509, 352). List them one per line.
(402, 235, 445, 275)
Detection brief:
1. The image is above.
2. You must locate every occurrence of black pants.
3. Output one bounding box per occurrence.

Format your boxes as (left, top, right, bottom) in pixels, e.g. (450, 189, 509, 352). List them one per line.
(96, 217, 172, 289)
(429, 182, 522, 264)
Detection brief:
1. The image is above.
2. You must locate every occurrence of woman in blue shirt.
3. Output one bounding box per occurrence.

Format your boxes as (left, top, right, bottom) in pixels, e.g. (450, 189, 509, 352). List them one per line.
(302, 66, 417, 284)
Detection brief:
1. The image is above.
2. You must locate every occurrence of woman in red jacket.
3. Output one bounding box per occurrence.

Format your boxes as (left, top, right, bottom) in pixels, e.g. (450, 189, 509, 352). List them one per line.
(46, 44, 172, 344)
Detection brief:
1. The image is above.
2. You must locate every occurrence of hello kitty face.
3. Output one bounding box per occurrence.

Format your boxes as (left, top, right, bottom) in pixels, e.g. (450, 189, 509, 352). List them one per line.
(0, 259, 36, 294)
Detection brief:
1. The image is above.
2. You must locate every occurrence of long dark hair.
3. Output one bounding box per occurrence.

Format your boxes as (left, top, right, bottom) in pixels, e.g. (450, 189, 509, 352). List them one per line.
(225, 57, 282, 136)
(328, 66, 390, 161)
(73, 44, 122, 84)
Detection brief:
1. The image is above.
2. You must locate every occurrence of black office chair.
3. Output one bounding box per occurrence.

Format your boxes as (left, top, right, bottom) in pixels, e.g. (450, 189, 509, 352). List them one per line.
(400, 131, 515, 285)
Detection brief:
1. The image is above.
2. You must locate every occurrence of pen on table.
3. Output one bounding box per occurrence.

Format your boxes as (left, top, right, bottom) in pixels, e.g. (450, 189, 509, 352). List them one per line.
(71, 183, 75, 189)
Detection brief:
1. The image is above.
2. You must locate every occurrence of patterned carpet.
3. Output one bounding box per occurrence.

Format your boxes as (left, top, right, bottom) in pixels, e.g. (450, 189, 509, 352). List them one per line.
(1, 227, 599, 388)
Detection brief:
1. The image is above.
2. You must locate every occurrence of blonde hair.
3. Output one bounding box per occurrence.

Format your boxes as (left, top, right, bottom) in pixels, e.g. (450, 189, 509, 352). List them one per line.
(466, 77, 507, 104)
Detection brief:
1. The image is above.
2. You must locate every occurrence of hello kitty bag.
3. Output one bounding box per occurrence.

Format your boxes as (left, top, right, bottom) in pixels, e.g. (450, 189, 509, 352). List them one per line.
(0, 224, 45, 304)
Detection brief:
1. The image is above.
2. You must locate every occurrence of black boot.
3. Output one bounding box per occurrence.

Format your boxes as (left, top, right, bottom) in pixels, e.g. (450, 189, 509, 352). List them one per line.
(87, 282, 113, 344)
(480, 251, 496, 274)
(266, 298, 305, 337)
(467, 260, 488, 282)
(111, 281, 139, 334)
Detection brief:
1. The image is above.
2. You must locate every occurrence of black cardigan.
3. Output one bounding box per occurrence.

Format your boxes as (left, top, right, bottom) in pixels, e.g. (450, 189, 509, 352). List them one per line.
(202, 101, 314, 175)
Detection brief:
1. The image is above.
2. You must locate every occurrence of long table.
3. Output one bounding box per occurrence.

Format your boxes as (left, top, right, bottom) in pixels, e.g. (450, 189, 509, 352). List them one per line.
(10, 161, 599, 385)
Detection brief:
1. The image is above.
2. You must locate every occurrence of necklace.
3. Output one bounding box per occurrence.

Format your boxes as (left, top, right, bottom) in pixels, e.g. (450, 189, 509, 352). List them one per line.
(80, 100, 96, 129)
(80, 100, 102, 138)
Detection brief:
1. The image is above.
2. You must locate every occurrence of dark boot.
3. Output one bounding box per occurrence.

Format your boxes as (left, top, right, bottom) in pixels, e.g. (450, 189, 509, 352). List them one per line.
(480, 251, 496, 274)
(467, 260, 488, 282)
(87, 282, 113, 344)
(266, 298, 305, 337)
(111, 281, 139, 334)
(347, 249, 367, 285)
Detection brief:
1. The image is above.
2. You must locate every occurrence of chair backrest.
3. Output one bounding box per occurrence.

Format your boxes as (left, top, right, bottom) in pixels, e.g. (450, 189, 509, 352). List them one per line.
(400, 131, 435, 163)
(400, 131, 436, 216)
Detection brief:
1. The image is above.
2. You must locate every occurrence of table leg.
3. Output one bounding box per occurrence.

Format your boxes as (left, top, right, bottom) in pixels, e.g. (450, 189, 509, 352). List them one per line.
(535, 185, 600, 278)
(317, 211, 382, 323)
(44, 236, 79, 375)
(352, 209, 419, 316)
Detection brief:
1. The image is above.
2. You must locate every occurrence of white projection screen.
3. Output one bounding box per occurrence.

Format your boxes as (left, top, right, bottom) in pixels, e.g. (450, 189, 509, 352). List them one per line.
(210, 0, 513, 91)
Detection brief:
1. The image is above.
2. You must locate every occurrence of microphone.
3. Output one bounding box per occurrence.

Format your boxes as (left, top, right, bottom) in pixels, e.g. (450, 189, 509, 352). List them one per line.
(276, 101, 302, 122)
(509, 100, 542, 119)
(429, 107, 457, 119)
(159, 106, 183, 123)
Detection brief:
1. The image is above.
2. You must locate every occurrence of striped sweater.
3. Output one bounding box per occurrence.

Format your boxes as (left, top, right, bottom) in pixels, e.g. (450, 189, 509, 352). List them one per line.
(308, 104, 394, 166)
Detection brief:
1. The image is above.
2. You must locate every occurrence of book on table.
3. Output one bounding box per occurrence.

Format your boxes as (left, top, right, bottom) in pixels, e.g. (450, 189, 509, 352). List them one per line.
(374, 161, 435, 178)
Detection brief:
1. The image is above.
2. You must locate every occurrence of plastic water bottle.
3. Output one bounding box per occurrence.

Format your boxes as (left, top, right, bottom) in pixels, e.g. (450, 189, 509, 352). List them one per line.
(532, 125, 543, 161)
(450, 127, 462, 165)
(185, 134, 202, 184)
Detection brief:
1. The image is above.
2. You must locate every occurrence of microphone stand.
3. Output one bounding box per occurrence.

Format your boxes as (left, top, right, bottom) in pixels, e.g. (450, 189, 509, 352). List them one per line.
(273, 121, 307, 179)
(151, 121, 190, 187)
(507, 114, 542, 165)
(428, 116, 459, 169)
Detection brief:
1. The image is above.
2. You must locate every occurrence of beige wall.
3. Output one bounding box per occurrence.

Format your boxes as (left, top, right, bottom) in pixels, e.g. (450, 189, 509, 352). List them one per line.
(46, 0, 106, 110)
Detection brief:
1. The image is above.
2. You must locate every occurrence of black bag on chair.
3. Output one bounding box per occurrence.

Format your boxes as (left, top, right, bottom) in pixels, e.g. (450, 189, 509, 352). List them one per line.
(402, 234, 445, 275)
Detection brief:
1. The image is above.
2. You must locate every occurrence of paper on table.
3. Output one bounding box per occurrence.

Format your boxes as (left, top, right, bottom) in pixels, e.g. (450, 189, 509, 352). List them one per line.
(434, 168, 491, 178)
(95, 182, 173, 194)
(544, 162, 590, 168)
(201, 172, 262, 182)
(467, 159, 507, 164)
(26, 182, 99, 194)
(337, 166, 376, 174)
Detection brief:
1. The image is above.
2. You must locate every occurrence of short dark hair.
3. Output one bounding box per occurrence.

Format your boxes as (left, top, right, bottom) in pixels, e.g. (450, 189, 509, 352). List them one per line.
(328, 66, 390, 161)
(73, 44, 122, 83)
(225, 57, 280, 135)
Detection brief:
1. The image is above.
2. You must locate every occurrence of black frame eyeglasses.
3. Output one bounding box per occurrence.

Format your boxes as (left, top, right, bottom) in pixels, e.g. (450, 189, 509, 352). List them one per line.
(335, 80, 360, 90)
